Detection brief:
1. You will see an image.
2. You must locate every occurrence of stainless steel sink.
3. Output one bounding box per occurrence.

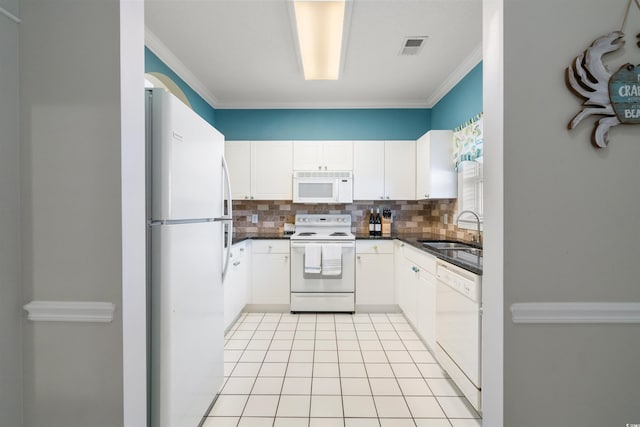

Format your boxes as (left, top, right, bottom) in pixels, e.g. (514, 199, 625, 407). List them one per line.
(419, 240, 479, 251)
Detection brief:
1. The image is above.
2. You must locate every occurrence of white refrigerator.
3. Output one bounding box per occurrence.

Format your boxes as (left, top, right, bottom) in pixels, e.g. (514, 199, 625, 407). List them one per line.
(146, 88, 233, 427)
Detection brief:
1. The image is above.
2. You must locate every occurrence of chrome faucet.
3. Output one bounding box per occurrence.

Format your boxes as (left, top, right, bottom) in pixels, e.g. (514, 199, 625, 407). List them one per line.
(456, 210, 482, 245)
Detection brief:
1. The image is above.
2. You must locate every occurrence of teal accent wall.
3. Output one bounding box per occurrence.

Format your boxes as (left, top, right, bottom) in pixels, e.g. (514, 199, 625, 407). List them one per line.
(145, 48, 216, 125)
(431, 62, 483, 130)
(145, 46, 481, 138)
(215, 109, 431, 141)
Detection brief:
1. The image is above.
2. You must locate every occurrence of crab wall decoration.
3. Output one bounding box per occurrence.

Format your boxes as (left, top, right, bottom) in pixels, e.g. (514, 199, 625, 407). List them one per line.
(567, 31, 640, 148)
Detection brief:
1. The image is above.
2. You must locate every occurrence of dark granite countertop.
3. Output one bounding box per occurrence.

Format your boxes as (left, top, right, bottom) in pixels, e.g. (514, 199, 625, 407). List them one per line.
(356, 232, 483, 275)
(232, 232, 482, 275)
(231, 233, 292, 245)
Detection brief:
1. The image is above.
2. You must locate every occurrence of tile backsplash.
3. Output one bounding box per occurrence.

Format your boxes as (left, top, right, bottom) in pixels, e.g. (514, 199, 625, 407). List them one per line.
(232, 199, 481, 242)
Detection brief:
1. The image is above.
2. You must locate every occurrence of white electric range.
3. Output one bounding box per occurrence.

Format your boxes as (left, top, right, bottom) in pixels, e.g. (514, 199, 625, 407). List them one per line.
(289, 214, 355, 312)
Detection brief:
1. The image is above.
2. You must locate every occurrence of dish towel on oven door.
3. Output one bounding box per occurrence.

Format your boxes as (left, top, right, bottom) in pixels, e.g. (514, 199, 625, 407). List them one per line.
(321, 244, 342, 276)
(304, 244, 322, 274)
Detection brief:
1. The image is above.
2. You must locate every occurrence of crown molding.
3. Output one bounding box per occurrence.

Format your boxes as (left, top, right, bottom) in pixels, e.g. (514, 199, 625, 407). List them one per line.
(145, 27, 219, 109)
(511, 302, 640, 324)
(424, 43, 482, 108)
(215, 99, 431, 110)
(24, 301, 116, 323)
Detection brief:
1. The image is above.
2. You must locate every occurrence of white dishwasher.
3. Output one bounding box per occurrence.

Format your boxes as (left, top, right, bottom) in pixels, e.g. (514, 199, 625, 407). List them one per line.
(434, 260, 482, 412)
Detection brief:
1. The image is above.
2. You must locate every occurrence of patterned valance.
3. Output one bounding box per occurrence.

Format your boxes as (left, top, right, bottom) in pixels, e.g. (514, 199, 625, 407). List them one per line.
(453, 113, 483, 171)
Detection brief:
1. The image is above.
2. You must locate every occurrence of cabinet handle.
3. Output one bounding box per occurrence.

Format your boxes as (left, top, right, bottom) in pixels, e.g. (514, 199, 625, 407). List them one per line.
(240, 248, 244, 252)
(284, 255, 289, 260)
(380, 196, 384, 200)
(373, 246, 378, 251)
(251, 196, 254, 200)
(324, 166, 327, 170)
(318, 166, 322, 170)
(357, 256, 361, 260)
(244, 196, 248, 200)
(411, 266, 420, 273)
(233, 261, 240, 266)
(386, 196, 390, 200)
(425, 194, 429, 198)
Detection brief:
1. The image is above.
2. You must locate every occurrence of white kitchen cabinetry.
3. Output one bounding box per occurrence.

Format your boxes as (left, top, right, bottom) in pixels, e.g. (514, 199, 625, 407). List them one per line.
(224, 141, 293, 200)
(251, 240, 291, 305)
(224, 141, 251, 200)
(223, 240, 250, 331)
(293, 140, 353, 171)
(416, 130, 457, 199)
(395, 241, 438, 350)
(251, 141, 293, 200)
(385, 140, 416, 200)
(353, 140, 415, 200)
(355, 240, 394, 307)
(353, 141, 385, 200)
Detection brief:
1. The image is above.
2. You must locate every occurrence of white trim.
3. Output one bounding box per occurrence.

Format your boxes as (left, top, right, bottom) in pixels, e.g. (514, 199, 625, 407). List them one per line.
(215, 99, 433, 109)
(510, 302, 640, 324)
(424, 43, 482, 108)
(144, 27, 220, 108)
(0, 5, 21, 23)
(23, 301, 116, 323)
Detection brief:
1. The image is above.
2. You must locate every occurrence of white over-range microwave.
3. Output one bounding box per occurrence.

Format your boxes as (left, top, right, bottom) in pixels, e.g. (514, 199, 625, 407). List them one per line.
(293, 171, 353, 204)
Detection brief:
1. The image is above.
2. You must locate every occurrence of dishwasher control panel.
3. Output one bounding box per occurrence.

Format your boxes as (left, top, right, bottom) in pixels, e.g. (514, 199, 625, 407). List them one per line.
(436, 261, 481, 302)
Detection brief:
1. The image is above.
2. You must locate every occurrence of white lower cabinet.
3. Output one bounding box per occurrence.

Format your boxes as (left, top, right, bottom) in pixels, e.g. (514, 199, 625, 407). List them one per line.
(223, 240, 250, 331)
(251, 240, 290, 305)
(355, 240, 394, 307)
(395, 242, 437, 350)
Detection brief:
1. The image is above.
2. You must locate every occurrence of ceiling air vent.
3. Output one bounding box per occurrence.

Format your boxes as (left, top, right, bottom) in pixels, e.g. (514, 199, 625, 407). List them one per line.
(399, 36, 428, 56)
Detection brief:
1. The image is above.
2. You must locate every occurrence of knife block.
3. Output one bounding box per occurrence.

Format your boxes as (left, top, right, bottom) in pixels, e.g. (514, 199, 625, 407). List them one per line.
(381, 218, 391, 237)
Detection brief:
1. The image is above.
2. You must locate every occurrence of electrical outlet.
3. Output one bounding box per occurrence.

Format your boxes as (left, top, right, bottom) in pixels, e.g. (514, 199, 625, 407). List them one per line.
(443, 213, 448, 224)
(251, 214, 258, 224)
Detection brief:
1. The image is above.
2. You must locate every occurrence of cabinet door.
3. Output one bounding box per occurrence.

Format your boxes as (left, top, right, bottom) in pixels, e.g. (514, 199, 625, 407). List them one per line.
(396, 252, 417, 325)
(416, 130, 456, 199)
(416, 270, 436, 350)
(355, 253, 394, 305)
(384, 140, 416, 200)
(353, 141, 385, 200)
(251, 141, 293, 200)
(225, 141, 251, 200)
(251, 253, 290, 304)
(293, 141, 324, 171)
(323, 141, 353, 171)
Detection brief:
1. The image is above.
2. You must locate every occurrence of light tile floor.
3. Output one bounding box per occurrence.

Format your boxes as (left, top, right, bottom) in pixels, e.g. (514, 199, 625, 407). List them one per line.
(205, 312, 482, 427)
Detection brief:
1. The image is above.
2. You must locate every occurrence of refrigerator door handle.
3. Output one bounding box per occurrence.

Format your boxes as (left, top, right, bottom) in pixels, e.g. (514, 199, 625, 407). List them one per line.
(222, 156, 233, 219)
(221, 156, 233, 283)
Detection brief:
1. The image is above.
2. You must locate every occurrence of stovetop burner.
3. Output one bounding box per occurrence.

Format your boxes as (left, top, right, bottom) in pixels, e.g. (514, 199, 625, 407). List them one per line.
(291, 214, 355, 241)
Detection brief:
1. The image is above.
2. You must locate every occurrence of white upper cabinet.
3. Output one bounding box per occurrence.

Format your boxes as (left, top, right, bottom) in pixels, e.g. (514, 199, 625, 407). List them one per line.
(224, 141, 251, 200)
(293, 140, 353, 171)
(251, 141, 293, 200)
(384, 140, 416, 200)
(416, 130, 457, 199)
(225, 141, 293, 200)
(353, 141, 385, 200)
(353, 140, 415, 200)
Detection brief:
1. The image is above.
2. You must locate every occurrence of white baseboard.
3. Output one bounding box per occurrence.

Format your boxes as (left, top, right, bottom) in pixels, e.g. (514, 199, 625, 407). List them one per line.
(510, 302, 640, 324)
(23, 301, 116, 323)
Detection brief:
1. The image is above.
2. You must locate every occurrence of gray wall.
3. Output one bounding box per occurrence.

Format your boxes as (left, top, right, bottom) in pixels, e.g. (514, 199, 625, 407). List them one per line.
(502, 0, 640, 425)
(20, 0, 124, 425)
(0, 0, 23, 425)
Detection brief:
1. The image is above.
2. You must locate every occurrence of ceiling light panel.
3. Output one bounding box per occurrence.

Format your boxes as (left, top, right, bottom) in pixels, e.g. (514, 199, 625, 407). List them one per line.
(293, 0, 346, 80)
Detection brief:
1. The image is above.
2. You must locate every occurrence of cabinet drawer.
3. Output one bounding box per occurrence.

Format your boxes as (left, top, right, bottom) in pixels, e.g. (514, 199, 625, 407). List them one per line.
(404, 245, 437, 275)
(356, 240, 394, 254)
(251, 240, 290, 254)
